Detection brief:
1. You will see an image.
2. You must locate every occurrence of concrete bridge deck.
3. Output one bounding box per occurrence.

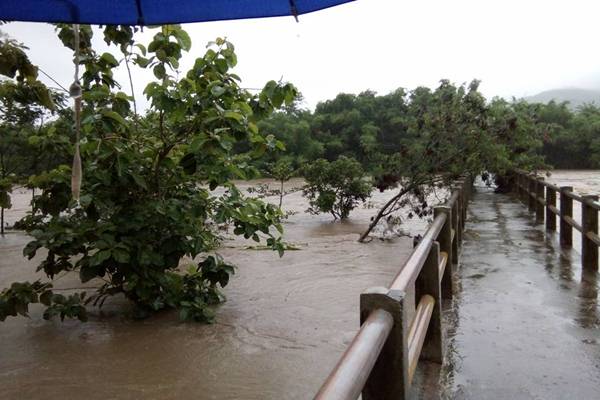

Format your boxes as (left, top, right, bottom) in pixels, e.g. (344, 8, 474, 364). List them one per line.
(437, 184, 600, 399)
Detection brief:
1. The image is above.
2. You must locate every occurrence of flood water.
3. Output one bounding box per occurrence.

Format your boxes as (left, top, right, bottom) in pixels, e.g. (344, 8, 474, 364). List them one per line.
(1, 172, 598, 399)
(0, 179, 423, 400)
(545, 170, 600, 265)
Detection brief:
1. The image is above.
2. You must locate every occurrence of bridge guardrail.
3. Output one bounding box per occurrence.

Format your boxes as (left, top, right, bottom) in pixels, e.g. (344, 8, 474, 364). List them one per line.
(314, 177, 473, 400)
(514, 169, 599, 271)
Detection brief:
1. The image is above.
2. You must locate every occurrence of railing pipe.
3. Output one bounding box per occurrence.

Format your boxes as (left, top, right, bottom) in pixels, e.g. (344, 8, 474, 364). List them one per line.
(314, 308, 394, 400)
(406, 294, 435, 383)
(315, 177, 472, 400)
(389, 213, 447, 291)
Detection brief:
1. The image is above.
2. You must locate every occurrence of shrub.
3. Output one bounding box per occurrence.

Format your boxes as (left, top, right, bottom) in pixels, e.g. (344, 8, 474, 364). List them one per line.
(0, 26, 296, 323)
(302, 156, 371, 220)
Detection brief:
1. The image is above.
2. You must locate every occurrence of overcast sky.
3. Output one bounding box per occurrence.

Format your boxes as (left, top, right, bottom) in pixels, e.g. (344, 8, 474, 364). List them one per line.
(3, 0, 600, 110)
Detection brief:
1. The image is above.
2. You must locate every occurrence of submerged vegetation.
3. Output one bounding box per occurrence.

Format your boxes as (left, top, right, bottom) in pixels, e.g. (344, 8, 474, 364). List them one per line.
(0, 25, 296, 322)
(1, 22, 597, 324)
(262, 82, 551, 239)
(302, 156, 371, 220)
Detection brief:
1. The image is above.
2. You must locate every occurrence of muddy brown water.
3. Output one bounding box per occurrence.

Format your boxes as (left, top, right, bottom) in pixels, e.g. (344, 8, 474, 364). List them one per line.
(0, 179, 425, 400)
(544, 170, 600, 259)
(1, 172, 599, 399)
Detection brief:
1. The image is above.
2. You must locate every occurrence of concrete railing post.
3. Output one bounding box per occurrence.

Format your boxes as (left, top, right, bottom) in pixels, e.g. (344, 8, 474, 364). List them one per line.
(451, 197, 459, 264)
(546, 186, 557, 231)
(521, 174, 529, 204)
(415, 242, 443, 363)
(360, 288, 409, 400)
(535, 177, 545, 223)
(518, 173, 524, 197)
(455, 179, 465, 234)
(528, 175, 536, 212)
(460, 179, 468, 230)
(434, 207, 453, 299)
(582, 195, 598, 271)
(560, 186, 573, 247)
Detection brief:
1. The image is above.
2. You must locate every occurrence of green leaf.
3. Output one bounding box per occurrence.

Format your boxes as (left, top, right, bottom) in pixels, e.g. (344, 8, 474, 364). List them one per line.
(100, 52, 119, 67)
(130, 173, 148, 190)
(223, 110, 244, 122)
(0, 191, 11, 209)
(153, 64, 166, 79)
(89, 250, 111, 267)
(80, 265, 100, 283)
(134, 55, 151, 68)
(101, 110, 127, 126)
(135, 43, 147, 56)
(112, 248, 130, 263)
(39, 290, 53, 306)
(211, 85, 225, 97)
(175, 30, 192, 51)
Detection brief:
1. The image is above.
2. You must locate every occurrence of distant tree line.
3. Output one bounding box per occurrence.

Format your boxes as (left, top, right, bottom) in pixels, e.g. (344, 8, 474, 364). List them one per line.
(257, 91, 600, 171)
(257, 81, 554, 240)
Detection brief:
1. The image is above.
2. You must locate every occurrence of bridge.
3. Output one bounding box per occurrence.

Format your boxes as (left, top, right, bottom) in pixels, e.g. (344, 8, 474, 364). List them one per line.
(315, 173, 600, 399)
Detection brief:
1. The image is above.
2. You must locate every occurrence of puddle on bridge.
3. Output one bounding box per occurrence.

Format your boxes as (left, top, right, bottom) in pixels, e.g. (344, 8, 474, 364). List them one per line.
(0, 179, 427, 400)
(436, 177, 600, 399)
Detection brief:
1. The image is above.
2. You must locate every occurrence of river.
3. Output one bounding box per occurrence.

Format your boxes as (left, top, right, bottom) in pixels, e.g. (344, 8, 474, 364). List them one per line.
(0, 179, 424, 400)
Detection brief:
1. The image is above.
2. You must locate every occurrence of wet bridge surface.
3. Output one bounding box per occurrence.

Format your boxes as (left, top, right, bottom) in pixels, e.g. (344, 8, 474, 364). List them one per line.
(437, 185, 600, 399)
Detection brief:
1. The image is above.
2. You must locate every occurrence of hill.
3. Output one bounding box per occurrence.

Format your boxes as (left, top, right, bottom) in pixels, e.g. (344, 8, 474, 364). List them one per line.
(525, 88, 600, 109)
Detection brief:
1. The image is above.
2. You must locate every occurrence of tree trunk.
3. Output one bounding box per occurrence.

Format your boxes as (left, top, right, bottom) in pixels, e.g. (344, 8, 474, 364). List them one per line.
(358, 186, 411, 243)
(31, 187, 35, 213)
(279, 179, 284, 208)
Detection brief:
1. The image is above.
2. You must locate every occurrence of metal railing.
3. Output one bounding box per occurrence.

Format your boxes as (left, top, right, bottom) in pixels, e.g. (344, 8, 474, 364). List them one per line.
(314, 178, 473, 400)
(514, 169, 599, 272)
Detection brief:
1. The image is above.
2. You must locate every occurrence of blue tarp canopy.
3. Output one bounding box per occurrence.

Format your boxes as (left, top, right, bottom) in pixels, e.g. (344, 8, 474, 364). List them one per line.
(0, 0, 354, 25)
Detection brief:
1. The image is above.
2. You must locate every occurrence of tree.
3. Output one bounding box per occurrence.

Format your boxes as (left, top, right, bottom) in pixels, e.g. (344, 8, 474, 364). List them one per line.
(266, 158, 295, 208)
(302, 156, 371, 220)
(0, 36, 57, 234)
(1, 26, 297, 323)
(358, 80, 547, 241)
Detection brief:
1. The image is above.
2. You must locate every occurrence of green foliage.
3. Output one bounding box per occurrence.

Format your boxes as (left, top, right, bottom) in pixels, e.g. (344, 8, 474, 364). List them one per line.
(0, 280, 87, 322)
(0, 177, 12, 209)
(266, 159, 296, 208)
(0, 35, 64, 235)
(269, 159, 295, 183)
(302, 156, 371, 220)
(258, 80, 557, 240)
(1, 26, 297, 323)
(539, 101, 600, 169)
